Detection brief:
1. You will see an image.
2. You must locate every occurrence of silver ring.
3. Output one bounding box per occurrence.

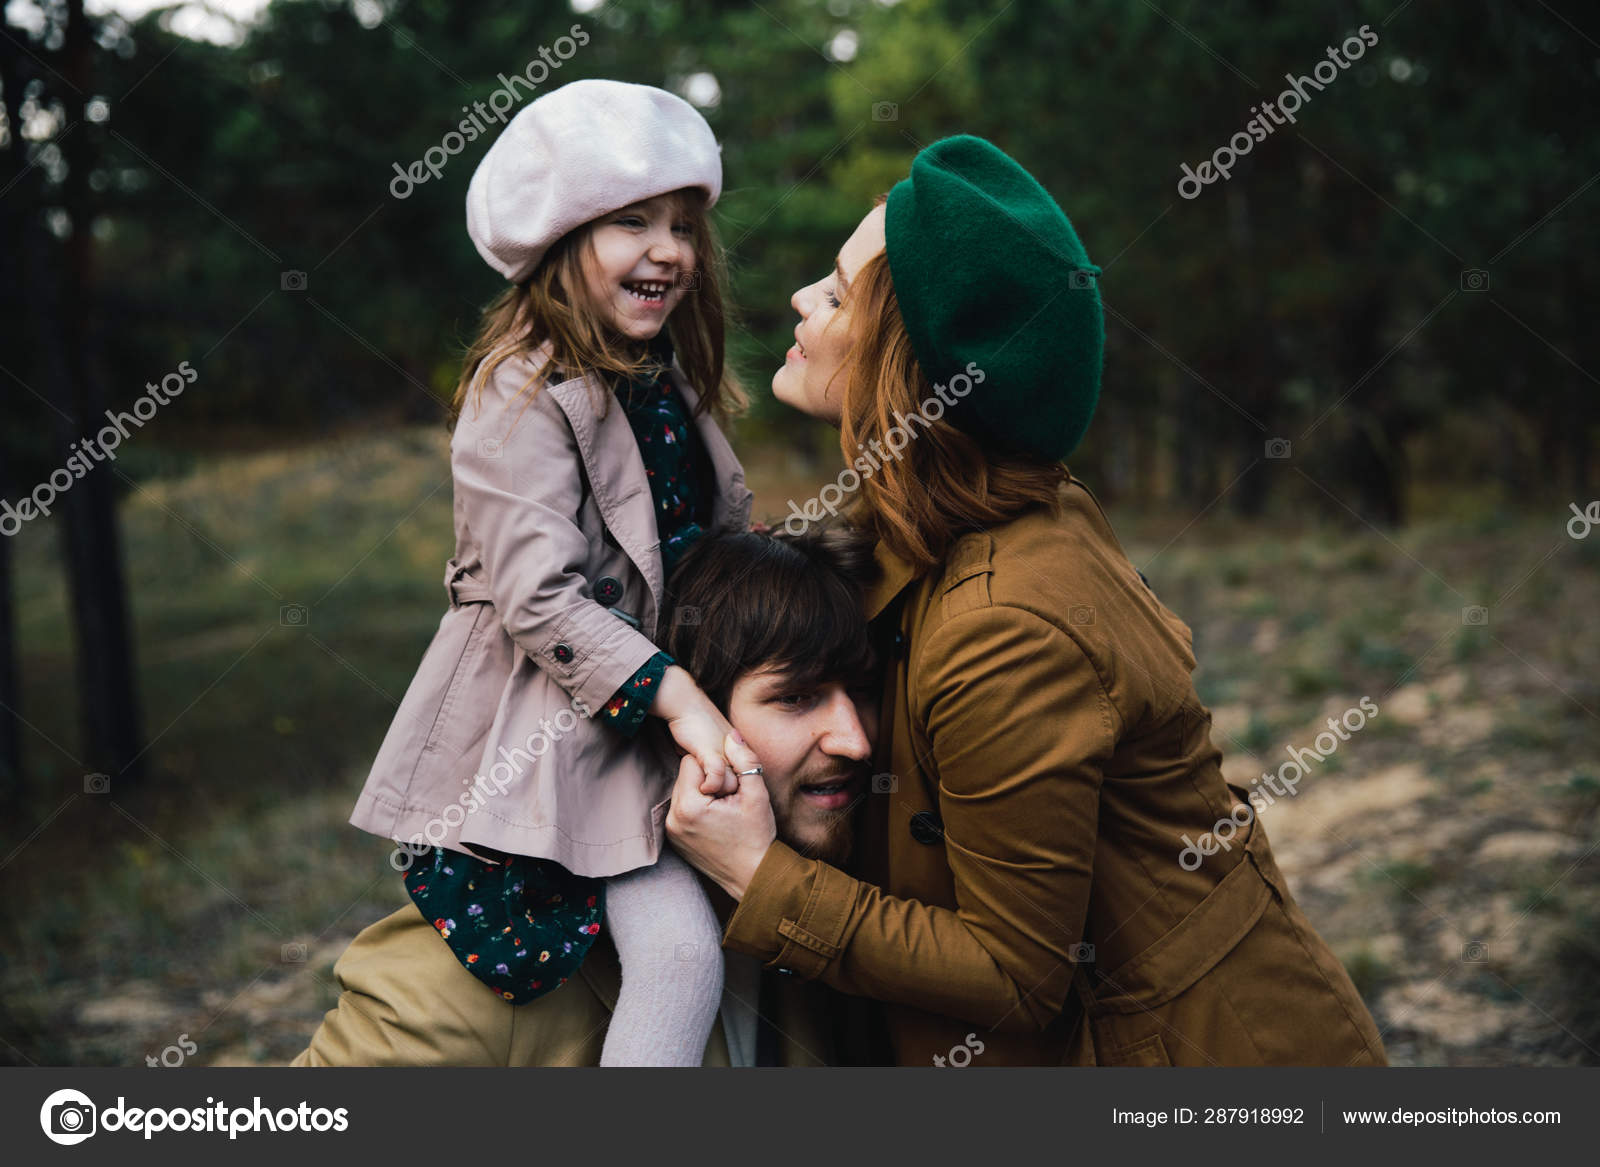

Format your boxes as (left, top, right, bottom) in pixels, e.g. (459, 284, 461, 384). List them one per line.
(736, 766, 763, 777)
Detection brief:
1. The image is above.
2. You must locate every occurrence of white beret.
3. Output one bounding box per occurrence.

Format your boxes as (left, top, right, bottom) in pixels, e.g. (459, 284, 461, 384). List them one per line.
(466, 78, 722, 282)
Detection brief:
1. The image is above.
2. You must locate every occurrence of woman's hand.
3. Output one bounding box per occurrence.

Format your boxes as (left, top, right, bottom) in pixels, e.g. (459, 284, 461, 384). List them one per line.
(666, 738, 777, 900)
(656, 665, 763, 795)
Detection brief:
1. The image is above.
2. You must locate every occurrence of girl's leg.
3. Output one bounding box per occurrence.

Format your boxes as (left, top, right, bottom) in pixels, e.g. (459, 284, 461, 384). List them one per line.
(599, 846, 725, 1066)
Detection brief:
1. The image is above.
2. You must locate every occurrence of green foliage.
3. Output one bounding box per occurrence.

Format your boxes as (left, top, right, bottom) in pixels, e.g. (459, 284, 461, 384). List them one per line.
(2, 0, 1594, 513)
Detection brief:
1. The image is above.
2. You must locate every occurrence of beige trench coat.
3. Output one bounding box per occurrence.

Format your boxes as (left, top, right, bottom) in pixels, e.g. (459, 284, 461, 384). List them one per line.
(349, 345, 752, 876)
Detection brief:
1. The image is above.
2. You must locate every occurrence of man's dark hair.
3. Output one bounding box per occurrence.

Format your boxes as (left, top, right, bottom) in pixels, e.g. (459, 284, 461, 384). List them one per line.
(660, 526, 883, 711)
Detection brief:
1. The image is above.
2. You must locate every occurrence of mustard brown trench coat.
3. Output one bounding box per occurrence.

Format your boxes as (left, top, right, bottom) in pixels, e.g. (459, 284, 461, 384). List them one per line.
(723, 475, 1387, 1066)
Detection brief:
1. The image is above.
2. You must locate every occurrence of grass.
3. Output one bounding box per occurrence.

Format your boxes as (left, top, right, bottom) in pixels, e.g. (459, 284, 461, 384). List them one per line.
(1366, 861, 1438, 900)
(3, 425, 1597, 1065)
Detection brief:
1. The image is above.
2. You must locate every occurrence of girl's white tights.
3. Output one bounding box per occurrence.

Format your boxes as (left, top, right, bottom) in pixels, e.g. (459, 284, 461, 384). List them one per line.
(599, 845, 725, 1066)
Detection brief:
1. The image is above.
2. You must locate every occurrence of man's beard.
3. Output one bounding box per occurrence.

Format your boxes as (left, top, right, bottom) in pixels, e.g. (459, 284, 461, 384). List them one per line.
(773, 769, 865, 868)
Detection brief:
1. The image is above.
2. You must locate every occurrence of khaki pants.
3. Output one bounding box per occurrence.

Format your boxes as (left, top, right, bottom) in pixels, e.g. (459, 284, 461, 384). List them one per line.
(290, 901, 737, 1067)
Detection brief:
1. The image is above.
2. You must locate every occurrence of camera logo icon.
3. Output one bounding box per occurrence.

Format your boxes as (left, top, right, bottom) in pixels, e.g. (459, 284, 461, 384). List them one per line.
(1460, 268, 1490, 293)
(280, 603, 309, 627)
(675, 943, 700, 962)
(870, 772, 898, 794)
(40, 1088, 97, 1145)
(1068, 269, 1097, 290)
(674, 605, 702, 626)
(1462, 940, 1489, 963)
(280, 270, 308, 292)
(477, 437, 504, 460)
(675, 271, 701, 290)
(84, 772, 110, 794)
(1461, 605, 1490, 627)
(871, 101, 898, 121)
(1068, 941, 1096, 963)
(1265, 438, 1292, 459)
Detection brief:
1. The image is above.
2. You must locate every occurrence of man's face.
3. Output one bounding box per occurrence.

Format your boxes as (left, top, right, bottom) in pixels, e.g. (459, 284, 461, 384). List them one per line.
(724, 666, 879, 867)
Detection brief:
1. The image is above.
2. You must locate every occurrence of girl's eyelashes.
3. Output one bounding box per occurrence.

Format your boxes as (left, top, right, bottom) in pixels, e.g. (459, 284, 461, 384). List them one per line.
(610, 214, 691, 236)
(825, 287, 841, 308)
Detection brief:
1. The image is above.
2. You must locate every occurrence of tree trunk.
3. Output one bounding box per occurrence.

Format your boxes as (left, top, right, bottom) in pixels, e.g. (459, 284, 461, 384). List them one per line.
(0, 13, 32, 799)
(43, 0, 146, 783)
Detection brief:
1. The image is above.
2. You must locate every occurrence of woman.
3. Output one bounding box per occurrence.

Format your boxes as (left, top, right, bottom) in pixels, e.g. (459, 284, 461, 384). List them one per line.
(667, 134, 1387, 1067)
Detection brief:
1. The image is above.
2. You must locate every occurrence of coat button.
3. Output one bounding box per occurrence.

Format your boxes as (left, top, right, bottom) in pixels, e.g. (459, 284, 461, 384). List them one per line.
(595, 576, 622, 605)
(552, 643, 574, 664)
(909, 810, 944, 845)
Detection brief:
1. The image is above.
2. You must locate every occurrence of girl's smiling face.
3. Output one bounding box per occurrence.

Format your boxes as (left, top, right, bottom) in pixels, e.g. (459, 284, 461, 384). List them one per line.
(772, 203, 886, 426)
(578, 192, 697, 342)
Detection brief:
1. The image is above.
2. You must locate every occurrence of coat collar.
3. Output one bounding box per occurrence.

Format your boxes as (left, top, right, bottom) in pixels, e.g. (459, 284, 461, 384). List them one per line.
(865, 538, 921, 623)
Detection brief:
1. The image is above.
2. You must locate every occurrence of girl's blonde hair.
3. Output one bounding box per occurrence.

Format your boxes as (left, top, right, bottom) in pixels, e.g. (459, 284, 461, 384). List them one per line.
(450, 187, 745, 428)
(837, 199, 1068, 577)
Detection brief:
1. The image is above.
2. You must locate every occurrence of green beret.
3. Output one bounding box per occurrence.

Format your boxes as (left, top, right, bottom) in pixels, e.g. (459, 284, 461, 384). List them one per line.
(884, 135, 1103, 463)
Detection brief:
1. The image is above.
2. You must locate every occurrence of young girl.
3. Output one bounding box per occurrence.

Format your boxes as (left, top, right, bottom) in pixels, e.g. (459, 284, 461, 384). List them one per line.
(349, 79, 763, 1066)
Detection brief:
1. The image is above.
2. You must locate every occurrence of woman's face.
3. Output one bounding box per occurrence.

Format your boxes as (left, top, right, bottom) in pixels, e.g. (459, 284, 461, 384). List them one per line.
(772, 204, 886, 426)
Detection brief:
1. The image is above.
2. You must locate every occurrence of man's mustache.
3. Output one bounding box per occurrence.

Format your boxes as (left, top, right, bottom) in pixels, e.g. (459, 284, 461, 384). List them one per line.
(793, 762, 871, 789)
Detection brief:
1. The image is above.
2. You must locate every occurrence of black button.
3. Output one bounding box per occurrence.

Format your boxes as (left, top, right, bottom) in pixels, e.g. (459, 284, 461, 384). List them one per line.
(552, 643, 574, 663)
(595, 576, 622, 605)
(909, 810, 944, 845)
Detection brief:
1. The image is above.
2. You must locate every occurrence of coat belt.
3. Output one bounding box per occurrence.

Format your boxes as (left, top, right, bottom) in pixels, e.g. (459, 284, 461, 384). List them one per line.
(443, 557, 638, 626)
(1078, 788, 1289, 1016)
(444, 558, 493, 608)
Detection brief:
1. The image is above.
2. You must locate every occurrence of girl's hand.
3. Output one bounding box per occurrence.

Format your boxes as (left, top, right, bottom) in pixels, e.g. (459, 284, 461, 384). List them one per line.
(655, 665, 763, 796)
(665, 711, 761, 796)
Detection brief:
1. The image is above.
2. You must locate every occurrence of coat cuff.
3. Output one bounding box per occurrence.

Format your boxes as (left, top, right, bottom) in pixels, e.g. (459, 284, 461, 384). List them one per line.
(721, 841, 857, 980)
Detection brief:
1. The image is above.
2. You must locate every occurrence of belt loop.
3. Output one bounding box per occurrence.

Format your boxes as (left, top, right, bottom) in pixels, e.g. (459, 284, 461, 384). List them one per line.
(444, 557, 464, 610)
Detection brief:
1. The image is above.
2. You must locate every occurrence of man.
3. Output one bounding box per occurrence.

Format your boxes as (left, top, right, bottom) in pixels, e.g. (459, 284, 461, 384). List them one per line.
(292, 527, 882, 1067)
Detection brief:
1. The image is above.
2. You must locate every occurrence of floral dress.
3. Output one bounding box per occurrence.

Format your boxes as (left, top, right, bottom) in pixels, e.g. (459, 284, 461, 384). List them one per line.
(405, 340, 716, 1004)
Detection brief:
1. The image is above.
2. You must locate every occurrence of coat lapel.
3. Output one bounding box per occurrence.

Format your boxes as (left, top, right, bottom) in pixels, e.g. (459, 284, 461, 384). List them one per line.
(544, 359, 755, 635)
(546, 374, 666, 632)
